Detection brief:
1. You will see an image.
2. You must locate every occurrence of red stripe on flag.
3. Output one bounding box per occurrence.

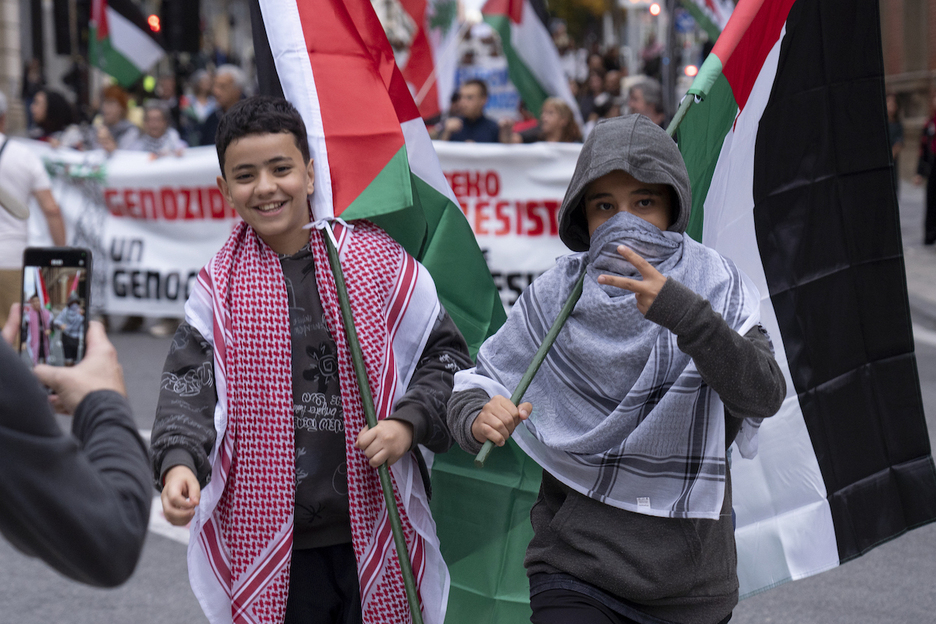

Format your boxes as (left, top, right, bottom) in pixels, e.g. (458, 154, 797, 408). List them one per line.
(92, 0, 109, 39)
(293, 0, 406, 215)
(716, 0, 796, 111)
(481, 0, 523, 24)
(399, 0, 441, 120)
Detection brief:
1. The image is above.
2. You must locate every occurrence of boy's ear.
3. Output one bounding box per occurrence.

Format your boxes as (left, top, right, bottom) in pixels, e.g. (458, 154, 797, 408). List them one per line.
(217, 175, 232, 204)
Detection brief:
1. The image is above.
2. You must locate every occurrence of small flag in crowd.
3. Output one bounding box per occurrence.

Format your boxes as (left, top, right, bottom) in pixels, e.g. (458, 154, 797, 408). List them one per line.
(679, 0, 734, 41)
(400, 0, 463, 121)
(677, 0, 936, 597)
(89, 0, 165, 88)
(481, 0, 580, 121)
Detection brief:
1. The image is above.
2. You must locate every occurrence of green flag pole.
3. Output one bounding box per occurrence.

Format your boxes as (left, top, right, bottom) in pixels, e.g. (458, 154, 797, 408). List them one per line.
(322, 224, 424, 624)
(473, 104, 692, 468)
(473, 270, 586, 467)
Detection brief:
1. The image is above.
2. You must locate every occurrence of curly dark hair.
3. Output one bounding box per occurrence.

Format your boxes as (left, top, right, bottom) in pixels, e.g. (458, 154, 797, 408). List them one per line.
(215, 95, 310, 177)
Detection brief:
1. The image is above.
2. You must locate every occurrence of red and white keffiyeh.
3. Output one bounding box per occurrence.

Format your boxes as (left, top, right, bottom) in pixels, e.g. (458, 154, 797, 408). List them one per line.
(183, 220, 449, 624)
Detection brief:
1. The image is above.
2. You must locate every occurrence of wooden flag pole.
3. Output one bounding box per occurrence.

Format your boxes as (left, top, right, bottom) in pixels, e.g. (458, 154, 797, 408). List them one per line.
(323, 224, 424, 624)
(473, 107, 689, 468)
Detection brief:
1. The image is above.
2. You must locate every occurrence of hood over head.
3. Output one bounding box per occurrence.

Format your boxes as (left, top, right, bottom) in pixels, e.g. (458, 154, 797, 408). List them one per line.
(557, 114, 691, 251)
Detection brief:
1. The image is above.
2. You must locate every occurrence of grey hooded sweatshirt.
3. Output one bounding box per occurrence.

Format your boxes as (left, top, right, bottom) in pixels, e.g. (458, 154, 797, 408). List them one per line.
(447, 114, 785, 624)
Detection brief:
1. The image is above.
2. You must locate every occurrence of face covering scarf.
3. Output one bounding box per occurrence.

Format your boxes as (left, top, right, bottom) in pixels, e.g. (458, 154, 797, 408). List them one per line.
(181, 220, 449, 623)
(456, 211, 761, 519)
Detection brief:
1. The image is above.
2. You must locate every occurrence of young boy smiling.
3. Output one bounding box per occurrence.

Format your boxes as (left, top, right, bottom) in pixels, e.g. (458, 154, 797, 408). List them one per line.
(449, 115, 786, 624)
(151, 96, 471, 624)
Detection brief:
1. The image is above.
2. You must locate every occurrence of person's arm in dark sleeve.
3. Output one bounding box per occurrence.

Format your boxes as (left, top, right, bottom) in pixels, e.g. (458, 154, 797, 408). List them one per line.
(150, 321, 218, 489)
(645, 278, 786, 421)
(388, 307, 474, 453)
(0, 342, 150, 587)
(446, 387, 491, 455)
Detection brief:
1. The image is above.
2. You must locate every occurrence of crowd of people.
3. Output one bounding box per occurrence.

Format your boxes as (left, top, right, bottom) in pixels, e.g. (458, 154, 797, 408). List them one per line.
(21, 64, 249, 158)
(431, 24, 671, 145)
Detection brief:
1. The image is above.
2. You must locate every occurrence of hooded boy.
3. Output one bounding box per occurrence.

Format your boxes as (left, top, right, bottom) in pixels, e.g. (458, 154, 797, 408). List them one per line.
(448, 115, 786, 624)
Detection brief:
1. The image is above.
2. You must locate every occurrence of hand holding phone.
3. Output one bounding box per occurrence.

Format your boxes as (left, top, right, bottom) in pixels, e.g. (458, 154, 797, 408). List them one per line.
(34, 321, 126, 415)
(19, 247, 91, 368)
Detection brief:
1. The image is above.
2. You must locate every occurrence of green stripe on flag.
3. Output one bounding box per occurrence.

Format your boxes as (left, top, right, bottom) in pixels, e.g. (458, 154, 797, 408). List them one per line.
(677, 72, 738, 241)
(430, 442, 540, 623)
(483, 14, 549, 118)
(89, 27, 144, 87)
(679, 0, 722, 43)
(341, 146, 414, 221)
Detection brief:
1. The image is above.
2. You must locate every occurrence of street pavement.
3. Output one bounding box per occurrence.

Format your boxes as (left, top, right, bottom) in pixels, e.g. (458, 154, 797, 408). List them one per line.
(1, 182, 936, 622)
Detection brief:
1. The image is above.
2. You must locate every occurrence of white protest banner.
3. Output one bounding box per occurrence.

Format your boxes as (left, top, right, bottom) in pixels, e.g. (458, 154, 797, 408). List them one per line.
(26, 140, 581, 316)
(433, 141, 578, 308)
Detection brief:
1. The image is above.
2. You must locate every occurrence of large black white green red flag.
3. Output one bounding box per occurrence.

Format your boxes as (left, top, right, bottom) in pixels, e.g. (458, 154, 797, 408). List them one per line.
(678, 0, 936, 597)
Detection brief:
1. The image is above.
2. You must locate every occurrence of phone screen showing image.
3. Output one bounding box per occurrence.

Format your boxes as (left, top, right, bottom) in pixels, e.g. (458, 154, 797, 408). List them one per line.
(19, 247, 92, 368)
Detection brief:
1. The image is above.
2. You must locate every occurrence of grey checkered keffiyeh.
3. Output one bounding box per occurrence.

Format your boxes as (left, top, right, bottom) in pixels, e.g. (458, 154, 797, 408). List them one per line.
(455, 212, 761, 519)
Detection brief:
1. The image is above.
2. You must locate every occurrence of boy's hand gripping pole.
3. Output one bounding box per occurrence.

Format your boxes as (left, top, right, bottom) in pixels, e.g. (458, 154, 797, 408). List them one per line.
(474, 270, 586, 468)
(323, 224, 424, 624)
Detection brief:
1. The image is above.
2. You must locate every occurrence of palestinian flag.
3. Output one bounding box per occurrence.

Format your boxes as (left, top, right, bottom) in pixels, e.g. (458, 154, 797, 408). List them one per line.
(250, 0, 504, 355)
(89, 0, 165, 88)
(679, 0, 734, 42)
(677, 0, 936, 597)
(481, 0, 580, 121)
(399, 0, 463, 121)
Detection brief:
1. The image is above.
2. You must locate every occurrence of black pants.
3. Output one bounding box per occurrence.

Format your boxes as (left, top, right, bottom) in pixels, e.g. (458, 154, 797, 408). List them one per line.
(530, 588, 732, 624)
(285, 543, 362, 624)
(61, 333, 80, 362)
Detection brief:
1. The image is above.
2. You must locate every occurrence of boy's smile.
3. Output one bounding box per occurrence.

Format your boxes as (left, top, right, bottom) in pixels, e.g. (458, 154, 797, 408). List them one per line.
(583, 170, 672, 237)
(217, 132, 315, 255)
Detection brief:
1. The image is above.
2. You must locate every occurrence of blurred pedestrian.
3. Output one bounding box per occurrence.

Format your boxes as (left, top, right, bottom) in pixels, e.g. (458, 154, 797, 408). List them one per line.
(193, 64, 246, 146)
(23, 295, 51, 365)
(181, 69, 217, 145)
(0, 91, 67, 327)
(641, 33, 663, 81)
(501, 97, 581, 144)
(155, 74, 182, 130)
(28, 89, 75, 145)
(887, 93, 903, 194)
(91, 85, 141, 153)
(915, 92, 936, 245)
(128, 100, 186, 157)
(579, 72, 605, 123)
(439, 79, 500, 143)
(0, 304, 150, 588)
(54, 295, 85, 365)
(21, 58, 45, 128)
(628, 78, 667, 128)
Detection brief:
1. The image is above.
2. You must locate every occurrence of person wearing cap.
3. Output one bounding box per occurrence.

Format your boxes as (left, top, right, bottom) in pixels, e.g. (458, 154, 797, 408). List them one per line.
(0, 91, 66, 327)
(447, 115, 786, 624)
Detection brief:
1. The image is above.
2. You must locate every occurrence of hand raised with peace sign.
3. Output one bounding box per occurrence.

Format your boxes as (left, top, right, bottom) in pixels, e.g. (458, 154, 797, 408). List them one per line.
(596, 246, 667, 316)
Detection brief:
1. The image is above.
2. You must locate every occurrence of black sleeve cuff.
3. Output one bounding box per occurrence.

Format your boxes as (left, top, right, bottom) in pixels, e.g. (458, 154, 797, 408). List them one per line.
(158, 448, 199, 490)
(387, 404, 425, 451)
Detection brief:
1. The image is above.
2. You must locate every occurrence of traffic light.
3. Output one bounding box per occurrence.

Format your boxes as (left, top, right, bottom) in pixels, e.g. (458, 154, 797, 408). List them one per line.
(160, 0, 201, 54)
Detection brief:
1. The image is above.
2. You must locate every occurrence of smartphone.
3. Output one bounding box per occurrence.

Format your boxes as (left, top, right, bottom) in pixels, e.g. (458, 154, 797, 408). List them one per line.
(19, 247, 92, 368)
